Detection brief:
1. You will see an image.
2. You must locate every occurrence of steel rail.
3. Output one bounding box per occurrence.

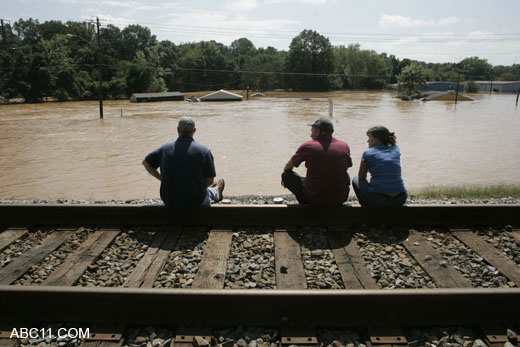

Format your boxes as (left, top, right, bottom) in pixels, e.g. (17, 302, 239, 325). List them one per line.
(1, 204, 519, 226)
(1, 286, 519, 326)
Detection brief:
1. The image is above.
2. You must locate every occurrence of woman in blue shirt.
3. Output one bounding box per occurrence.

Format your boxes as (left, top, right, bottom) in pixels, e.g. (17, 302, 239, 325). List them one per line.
(353, 126, 407, 207)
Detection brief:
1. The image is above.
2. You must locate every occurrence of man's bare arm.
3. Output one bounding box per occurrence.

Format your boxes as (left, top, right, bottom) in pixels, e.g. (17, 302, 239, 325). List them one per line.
(281, 159, 295, 188)
(142, 160, 161, 181)
(283, 159, 295, 171)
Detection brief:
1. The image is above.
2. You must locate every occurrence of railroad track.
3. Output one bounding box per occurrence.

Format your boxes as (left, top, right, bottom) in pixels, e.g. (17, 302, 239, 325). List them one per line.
(0, 204, 519, 347)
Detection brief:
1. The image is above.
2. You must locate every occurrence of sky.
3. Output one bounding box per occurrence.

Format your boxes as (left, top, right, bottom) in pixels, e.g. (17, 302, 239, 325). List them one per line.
(2, 0, 520, 66)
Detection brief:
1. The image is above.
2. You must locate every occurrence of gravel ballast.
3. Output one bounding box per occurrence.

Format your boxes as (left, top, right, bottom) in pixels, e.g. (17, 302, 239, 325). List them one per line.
(76, 228, 155, 287)
(1, 196, 519, 205)
(355, 227, 436, 289)
(153, 228, 208, 288)
(421, 228, 516, 288)
(224, 228, 276, 289)
(13, 227, 92, 285)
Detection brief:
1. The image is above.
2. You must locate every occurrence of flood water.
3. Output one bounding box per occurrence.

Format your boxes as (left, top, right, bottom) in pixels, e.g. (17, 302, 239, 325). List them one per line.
(1, 91, 519, 200)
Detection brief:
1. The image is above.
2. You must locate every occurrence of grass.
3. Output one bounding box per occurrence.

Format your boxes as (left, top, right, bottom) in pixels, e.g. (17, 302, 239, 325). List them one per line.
(409, 184, 520, 200)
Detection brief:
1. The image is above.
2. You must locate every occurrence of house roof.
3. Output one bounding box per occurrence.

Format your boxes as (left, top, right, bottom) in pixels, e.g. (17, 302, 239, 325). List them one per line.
(473, 81, 520, 85)
(132, 92, 183, 98)
(200, 89, 243, 101)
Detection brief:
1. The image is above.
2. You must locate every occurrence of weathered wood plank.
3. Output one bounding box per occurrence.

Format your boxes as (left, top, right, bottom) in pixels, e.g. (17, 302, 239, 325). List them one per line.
(0, 228, 29, 252)
(0, 338, 18, 347)
(83, 341, 123, 347)
(452, 229, 520, 286)
(0, 230, 75, 285)
(140, 230, 181, 288)
(123, 231, 168, 288)
(509, 229, 520, 244)
(403, 230, 472, 288)
(192, 230, 233, 289)
(328, 228, 378, 289)
(43, 229, 120, 286)
(274, 229, 307, 289)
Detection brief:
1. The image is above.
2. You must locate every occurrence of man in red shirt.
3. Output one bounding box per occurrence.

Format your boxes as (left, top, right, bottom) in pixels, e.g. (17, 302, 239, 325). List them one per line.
(281, 118, 352, 207)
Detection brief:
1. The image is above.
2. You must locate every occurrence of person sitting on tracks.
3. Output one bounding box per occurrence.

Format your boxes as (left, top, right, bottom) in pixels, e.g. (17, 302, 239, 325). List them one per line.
(142, 117, 225, 210)
(281, 117, 353, 207)
(352, 126, 407, 208)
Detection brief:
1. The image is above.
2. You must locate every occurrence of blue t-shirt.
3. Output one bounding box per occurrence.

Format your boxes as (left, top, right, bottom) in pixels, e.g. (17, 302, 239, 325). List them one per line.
(362, 144, 406, 193)
(145, 136, 216, 210)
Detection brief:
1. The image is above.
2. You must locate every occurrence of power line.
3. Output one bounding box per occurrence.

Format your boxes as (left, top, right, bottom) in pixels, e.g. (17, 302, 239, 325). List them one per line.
(99, 18, 520, 44)
(103, 18, 520, 38)
(0, 64, 505, 80)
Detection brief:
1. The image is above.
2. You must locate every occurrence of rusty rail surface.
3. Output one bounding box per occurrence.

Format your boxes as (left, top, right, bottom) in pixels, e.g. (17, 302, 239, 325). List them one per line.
(1, 204, 520, 226)
(1, 286, 519, 326)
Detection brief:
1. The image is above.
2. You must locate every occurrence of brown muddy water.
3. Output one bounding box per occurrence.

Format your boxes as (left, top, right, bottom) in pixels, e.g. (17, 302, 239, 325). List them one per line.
(1, 91, 519, 200)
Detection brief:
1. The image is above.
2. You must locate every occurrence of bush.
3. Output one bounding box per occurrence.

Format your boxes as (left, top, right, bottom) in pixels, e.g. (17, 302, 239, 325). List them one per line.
(466, 80, 479, 92)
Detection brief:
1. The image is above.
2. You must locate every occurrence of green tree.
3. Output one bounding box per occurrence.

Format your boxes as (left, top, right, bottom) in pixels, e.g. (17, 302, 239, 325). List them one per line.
(333, 44, 390, 90)
(157, 40, 179, 91)
(460, 57, 493, 80)
(40, 35, 85, 100)
(241, 46, 285, 91)
(286, 29, 334, 91)
(126, 50, 165, 94)
(120, 25, 157, 62)
(397, 62, 427, 97)
(13, 18, 41, 44)
(466, 80, 479, 92)
(230, 38, 256, 89)
(231, 37, 255, 68)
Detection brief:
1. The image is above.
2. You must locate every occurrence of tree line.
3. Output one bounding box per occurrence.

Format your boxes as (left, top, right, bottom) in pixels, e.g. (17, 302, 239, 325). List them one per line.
(1, 18, 519, 102)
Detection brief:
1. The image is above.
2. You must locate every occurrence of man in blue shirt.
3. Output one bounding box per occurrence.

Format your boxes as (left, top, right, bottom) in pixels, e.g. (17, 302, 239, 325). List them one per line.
(142, 117, 224, 210)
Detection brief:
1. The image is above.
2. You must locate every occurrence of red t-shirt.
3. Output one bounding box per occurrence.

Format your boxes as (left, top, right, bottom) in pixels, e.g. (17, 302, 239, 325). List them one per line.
(291, 135, 352, 207)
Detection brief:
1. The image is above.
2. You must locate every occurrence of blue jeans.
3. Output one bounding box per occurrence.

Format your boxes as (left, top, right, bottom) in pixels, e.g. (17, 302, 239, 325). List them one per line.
(202, 187, 220, 205)
(352, 176, 407, 208)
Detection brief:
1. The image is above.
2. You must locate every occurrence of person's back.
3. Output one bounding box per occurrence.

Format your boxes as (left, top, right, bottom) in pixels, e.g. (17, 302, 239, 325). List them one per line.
(142, 117, 224, 210)
(362, 144, 405, 193)
(295, 135, 351, 207)
(282, 118, 352, 207)
(148, 136, 213, 209)
(352, 126, 407, 208)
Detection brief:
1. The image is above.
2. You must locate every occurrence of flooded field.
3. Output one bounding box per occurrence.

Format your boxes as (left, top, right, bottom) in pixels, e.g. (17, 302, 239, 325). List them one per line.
(0, 91, 519, 200)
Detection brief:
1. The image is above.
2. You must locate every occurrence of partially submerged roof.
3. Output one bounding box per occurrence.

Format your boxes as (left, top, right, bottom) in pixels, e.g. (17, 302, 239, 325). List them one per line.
(421, 91, 473, 101)
(130, 92, 184, 103)
(200, 89, 243, 102)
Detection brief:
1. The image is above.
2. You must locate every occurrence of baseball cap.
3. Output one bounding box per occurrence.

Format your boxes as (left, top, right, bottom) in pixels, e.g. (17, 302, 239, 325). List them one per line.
(178, 117, 195, 132)
(309, 117, 334, 134)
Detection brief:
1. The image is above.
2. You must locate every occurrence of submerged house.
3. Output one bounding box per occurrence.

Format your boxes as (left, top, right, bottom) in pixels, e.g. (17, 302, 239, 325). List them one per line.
(199, 90, 243, 102)
(130, 92, 184, 103)
(473, 81, 520, 93)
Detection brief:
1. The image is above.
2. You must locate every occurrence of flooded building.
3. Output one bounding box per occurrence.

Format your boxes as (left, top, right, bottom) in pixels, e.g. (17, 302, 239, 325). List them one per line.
(473, 81, 520, 93)
(130, 92, 184, 103)
(200, 89, 243, 102)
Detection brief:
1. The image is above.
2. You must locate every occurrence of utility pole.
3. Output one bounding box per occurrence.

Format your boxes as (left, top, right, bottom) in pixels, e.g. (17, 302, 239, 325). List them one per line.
(96, 17, 103, 119)
(1, 19, 7, 45)
(516, 89, 519, 106)
(455, 72, 460, 105)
